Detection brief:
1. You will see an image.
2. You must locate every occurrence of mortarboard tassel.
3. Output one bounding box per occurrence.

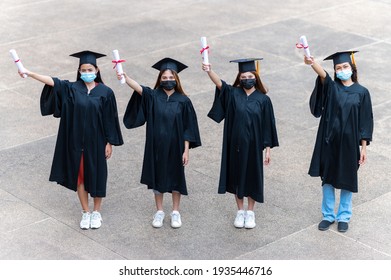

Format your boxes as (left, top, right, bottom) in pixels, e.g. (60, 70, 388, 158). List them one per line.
(351, 52, 356, 65)
(256, 60, 260, 75)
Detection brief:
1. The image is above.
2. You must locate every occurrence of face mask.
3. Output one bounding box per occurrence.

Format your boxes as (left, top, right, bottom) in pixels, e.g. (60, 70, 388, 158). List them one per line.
(336, 69, 352, 81)
(240, 78, 256, 89)
(80, 73, 97, 83)
(160, 80, 176, 90)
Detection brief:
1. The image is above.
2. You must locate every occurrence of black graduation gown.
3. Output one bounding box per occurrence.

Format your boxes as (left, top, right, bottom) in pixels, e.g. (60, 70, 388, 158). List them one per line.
(207, 81, 279, 203)
(309, 73, 374, 192)
(123, 86, 201, 195)
(40, 78, 124, 197)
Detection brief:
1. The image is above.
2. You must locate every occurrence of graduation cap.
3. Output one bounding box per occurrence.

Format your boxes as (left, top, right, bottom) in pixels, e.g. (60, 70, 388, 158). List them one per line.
(70, 50, 106, 66)
(230, 58, 263, 73)
(324, 51, 358, 66)
(152, 57, 188, 73)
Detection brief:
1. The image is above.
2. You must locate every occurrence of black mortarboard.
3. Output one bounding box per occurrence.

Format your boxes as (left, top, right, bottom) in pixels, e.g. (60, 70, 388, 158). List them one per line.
(230, 58, 263, 73)
(70, 50, 106, 65)
(324, 51, 358, 66)
(152, 57, 188, 73)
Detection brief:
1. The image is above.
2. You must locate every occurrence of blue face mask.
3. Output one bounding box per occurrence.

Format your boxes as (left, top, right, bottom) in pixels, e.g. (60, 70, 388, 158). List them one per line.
(336, 69, 352, 81)
(80, 73, 97, 83)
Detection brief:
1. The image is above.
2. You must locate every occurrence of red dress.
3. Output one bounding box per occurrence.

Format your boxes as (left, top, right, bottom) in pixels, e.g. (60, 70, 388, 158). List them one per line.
(77, 153, 84, 185)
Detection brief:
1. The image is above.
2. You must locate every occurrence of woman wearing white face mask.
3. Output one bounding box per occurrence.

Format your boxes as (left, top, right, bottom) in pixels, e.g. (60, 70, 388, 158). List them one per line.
(18, 50, 124, 230)
(202, 58, 279, 229)
(304, 51, 374, 233)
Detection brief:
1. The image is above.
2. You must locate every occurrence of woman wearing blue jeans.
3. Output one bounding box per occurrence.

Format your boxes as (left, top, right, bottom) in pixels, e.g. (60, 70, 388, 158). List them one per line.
(304, 51, 373, 232)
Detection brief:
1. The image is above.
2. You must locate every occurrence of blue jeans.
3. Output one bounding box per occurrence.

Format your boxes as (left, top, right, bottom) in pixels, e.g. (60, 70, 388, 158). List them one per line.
(321, 184, 353, 223)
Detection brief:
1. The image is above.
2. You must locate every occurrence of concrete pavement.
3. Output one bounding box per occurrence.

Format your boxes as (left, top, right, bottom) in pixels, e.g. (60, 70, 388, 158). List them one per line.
(0, 0, 390, 264)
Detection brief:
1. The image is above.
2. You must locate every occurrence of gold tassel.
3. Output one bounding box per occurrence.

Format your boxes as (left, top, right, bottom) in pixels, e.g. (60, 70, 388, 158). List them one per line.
(351, 52, 356, 65)
(256, 60, 260, 75)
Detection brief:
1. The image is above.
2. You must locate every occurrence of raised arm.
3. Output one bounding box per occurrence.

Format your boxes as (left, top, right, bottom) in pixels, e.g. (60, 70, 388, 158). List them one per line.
(19, 68, 54, 86)
(118, 72, 143, 95)
(202, 63, 223, 90)
(304, 56, 327, 83)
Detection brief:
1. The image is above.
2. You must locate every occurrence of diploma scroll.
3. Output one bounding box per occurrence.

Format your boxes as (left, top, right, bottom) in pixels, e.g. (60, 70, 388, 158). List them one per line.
(200, 37, 210, 71)
(112, 50, 126, 84)
(10, 49, 27, 78)
(296, 35, 311, 58)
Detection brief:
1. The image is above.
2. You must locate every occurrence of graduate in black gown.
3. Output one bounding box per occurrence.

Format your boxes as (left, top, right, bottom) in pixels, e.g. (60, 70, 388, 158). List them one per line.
(18, 51, 123, 230)
(304, 51, 373, 232)
(119, 58, 201, 229)
(202, 58, 278, 229)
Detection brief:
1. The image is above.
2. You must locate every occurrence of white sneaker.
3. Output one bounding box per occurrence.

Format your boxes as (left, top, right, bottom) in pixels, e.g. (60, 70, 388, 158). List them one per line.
(170, 211, 182, 228)
(234, 210, 245, 228)
(80, 211, 91, 230)
(152, 211, 165, 228)
(90, 211, 102, 229)
(245, 210, 256, 229)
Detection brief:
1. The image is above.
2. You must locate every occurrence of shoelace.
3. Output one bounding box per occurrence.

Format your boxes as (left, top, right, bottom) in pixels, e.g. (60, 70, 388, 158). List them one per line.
(246, 213, 254, 221)
(154, 213, 164, 220)
(82, 212, 90, 219)
(91, 212, 101, 220)
(171, 213, 180, 221)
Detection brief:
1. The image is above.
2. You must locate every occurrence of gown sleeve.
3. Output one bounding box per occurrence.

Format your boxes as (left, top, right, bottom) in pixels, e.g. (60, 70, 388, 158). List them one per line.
(123, 86, 152, 129)
(309, 73, 333, 118)
(182, 99, 202, 149)
(40, 78, 67, 118)
(262, 96, 279, 149)
(103, 90, 124, 146)
(359, 88, 374, 145)
(207, 80, 232, 123)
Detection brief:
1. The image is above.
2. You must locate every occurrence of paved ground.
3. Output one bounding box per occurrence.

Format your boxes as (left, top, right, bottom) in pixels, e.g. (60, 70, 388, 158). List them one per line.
(1, 0, 390, 269)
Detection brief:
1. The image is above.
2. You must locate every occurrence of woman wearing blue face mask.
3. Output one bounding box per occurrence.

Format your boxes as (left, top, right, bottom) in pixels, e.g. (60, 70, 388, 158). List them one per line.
(119, 57, 201, 229)
(202, 58, 279, 229)
(304, 51, 373, 233)
(18, 50, 123, 230)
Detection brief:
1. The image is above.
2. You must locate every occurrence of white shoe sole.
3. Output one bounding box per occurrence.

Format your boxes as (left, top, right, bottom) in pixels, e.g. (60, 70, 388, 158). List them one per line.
(245, 224, 256, 229)
(171, 222, 182, 228)
(152, 223, 163, 228)
(80, 224, 90, 230)
(91, 223, 102, 229)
